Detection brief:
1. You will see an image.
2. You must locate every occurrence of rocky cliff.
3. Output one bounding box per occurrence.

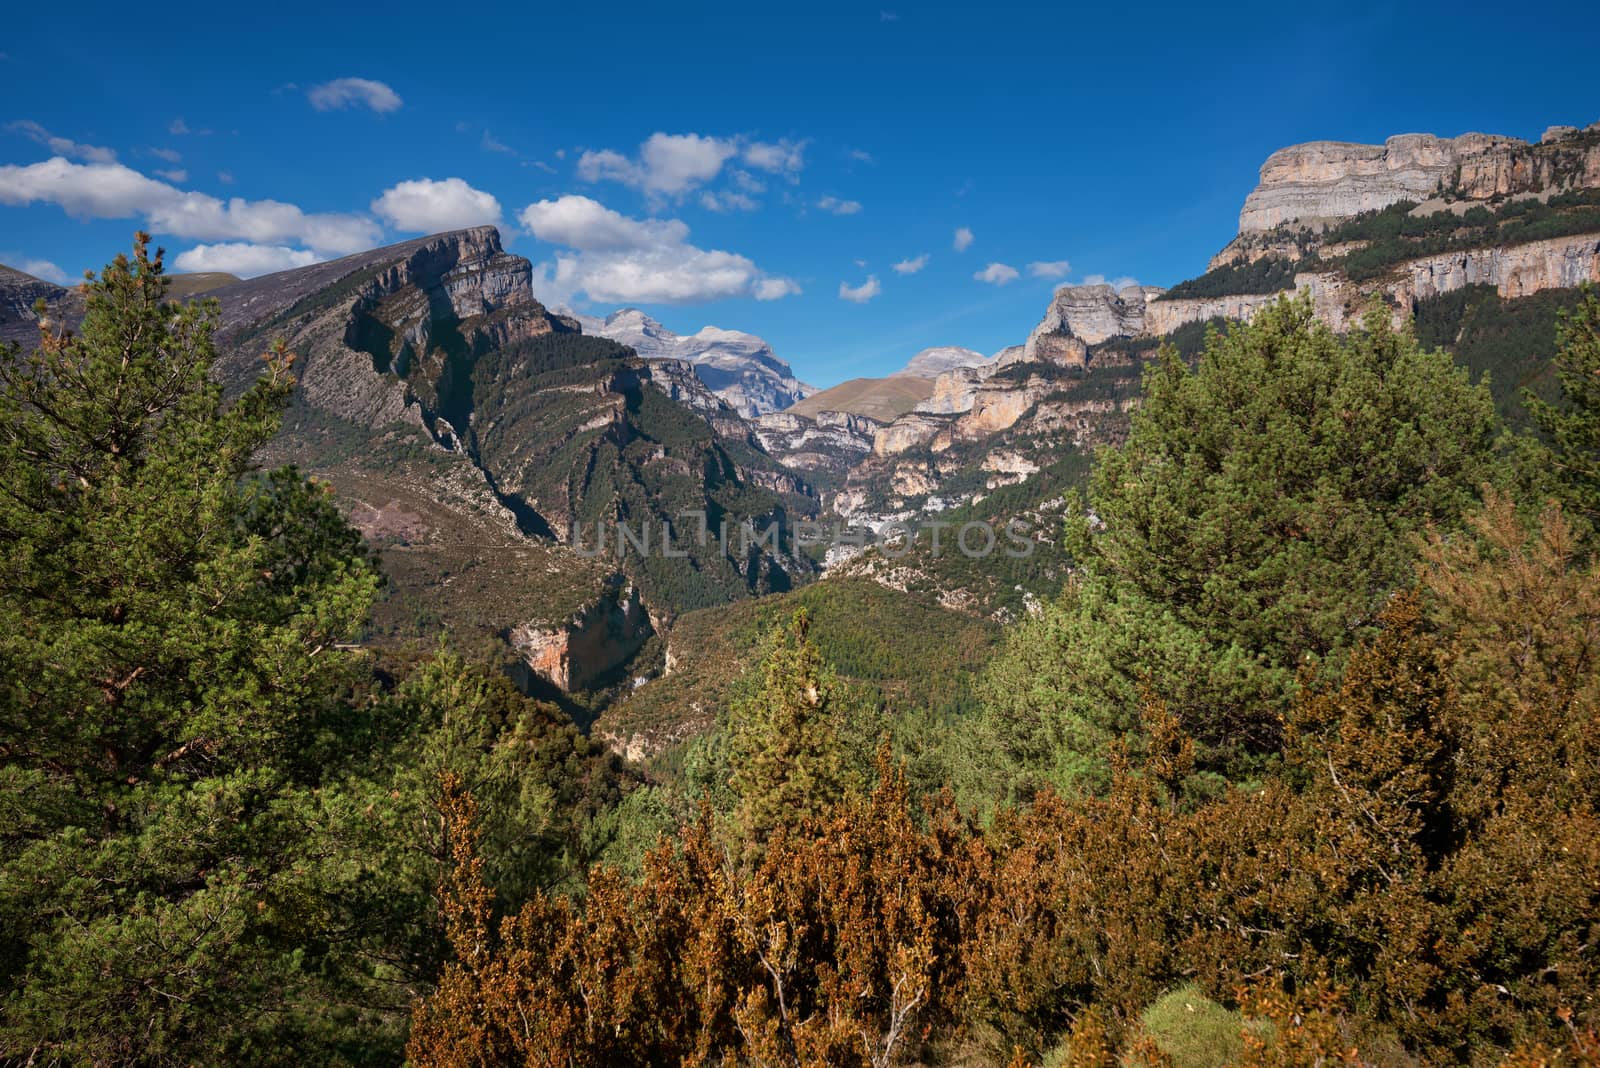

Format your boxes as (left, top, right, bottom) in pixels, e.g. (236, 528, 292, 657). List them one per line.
(0, 264, 82, 348)
(754, 408, 879, 483)
(1023, 283, 1166, 361)
(510, 579, 652, 692)
(579, 307, 813, 417)
(1238, 123, 1600, 232)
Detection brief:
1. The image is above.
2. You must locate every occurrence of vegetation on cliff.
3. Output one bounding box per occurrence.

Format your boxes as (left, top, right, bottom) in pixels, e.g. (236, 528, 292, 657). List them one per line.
(4, 241, 1598, 1067)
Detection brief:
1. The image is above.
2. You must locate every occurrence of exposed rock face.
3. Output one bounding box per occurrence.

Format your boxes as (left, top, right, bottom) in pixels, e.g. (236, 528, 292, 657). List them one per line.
(1239, 125, 1600, 231)
(580, 308, 813, 417)
(754, 409, 879, 475)
(1148, 234, 1600, 337)
(510, 580, 651, 692)
(896, 345, 991, 377)
(0, 264, 82, 349)
(1024, 284, 1166, 359)
(916, 365, 991, 414)
(873, 413, 947, 456)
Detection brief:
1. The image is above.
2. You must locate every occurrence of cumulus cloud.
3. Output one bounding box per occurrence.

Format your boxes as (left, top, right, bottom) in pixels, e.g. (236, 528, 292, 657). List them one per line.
(372, 177, 501, 233)
(307, 77, 403, 114)
(520, 195, 689, 251)
(579, 133, 738, 197)
(742, 138, 806, 177)
(155, 168, 188, 183)
(520, 194, 797, 305)
(147, 147, 182, 164)
(754, 277, 801, 300)
(839, 275, 881, 303)
(892, 254, 928, 274)
(172, 242, 322, 278)
(578, 133, 809, 200)
(953, 226, 974, 251)
(817, 195, 862, 215)
(700, 190, 758, 213)
(973, 262, 1019, 285)
(731, 170, 766, 194)
(1028, 259, 1071, 278)
(6, 120, 116, 164)
(168, 118, 212, 136)
(0, 157, 381, 254)
(847, 148, 875, 164)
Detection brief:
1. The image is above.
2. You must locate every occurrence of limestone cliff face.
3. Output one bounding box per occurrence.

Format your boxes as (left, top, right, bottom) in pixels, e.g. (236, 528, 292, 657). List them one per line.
(0, 265, 80, 348)
(1023, 284, 1166, 360)
(1239, 124, 1600, 232)
(915, 365, 990, 414)
(872, 413, 948, 456)
(510, 580, 651, 692)
(754, 409, 879, 475)
(1149, 233, 1600, 337)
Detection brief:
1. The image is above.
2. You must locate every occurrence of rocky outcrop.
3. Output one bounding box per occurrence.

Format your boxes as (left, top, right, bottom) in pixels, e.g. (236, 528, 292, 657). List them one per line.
(873, 413, 948, 456)
(916, 365, 991, 414)
(0, 264, 81, 349)
(1024, 284, 1166, 359)
(1148, 233, 1600, 337)
(510, 580, 651, 692)
(1239, 125, 1600, 232)
(754, 409, 879, 474)
(580, 308, 813, 417)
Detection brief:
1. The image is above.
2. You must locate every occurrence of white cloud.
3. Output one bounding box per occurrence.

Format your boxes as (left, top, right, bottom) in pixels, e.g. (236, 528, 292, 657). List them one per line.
(742, 138, 806, 177)
(731, 170, 766, 194)
(217, 170, 234, 185)
(147, 147, 182, 164)
(974, 262, 1019, 285)
(579, 132, 738, 197)
(4, 256, 72, 284)
(0, 157, 381, 254)
(847, 148, 875, 164)
(155, 168, 188, 183)
(817, 195, 862, 215)
(172, 242, 321, 278)
(892, 253, 928, 274)
(754, 277, 801, 301)
(1028, 259, 1071, 278)
(520, 195, 688, 251)
(839, 275, 881, 303)
(307, 77, 403, 114)
(953, 226, 974, 252)
(168, 118, 213, 136)
(520, 194, 796, 305)
(372, 177, 501, 233)
(6, 120, 116, 164)
(700, 190, 758, 213)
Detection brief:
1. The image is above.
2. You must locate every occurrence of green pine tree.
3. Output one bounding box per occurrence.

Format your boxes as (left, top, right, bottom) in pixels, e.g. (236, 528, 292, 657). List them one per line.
(727, 609, 849, 852)
(975, 296, 1507, 798)
(1526, 284, 1600, 531)
(0, 235, 389, 1063)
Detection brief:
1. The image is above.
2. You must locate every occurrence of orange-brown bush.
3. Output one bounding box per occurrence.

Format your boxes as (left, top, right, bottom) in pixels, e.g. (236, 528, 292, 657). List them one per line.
(409, 497, 1598, 1067)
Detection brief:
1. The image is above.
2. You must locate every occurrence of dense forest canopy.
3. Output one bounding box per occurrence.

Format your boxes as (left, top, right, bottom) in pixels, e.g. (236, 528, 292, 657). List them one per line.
(2, 240, 1598, 1066)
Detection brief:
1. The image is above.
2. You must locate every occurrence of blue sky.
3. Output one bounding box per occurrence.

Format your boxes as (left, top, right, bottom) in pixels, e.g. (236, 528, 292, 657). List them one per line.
(2, 1, 1597, 386)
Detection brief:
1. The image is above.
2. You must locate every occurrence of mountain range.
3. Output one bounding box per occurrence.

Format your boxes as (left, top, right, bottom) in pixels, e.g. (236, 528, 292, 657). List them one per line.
(575, 307, 813, 418)
(3, 117, 1598, 730)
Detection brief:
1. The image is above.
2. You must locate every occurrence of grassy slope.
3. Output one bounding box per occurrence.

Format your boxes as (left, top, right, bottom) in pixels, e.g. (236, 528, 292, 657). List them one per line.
(789, 375, 935, 421)
(595, 578, 1001, 759)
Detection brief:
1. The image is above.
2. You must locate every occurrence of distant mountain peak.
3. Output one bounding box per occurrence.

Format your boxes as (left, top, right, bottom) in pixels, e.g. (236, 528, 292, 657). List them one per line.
(895, 346, 991, 378)
(581, 309, 811, 417)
